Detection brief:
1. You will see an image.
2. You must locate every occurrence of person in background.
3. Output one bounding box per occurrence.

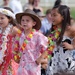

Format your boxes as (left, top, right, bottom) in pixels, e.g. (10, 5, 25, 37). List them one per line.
(36, 11, 45, 21)
(23, 0, 34, 11)
(0, 0, 10, 7)
(40, 9, 52, 35)
(33, 0, 43, 14)
(9, 0, 23, 14)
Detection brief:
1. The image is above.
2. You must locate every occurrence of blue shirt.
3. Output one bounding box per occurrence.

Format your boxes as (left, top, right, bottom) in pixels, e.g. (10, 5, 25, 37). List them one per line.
(40, 18, 52, 35)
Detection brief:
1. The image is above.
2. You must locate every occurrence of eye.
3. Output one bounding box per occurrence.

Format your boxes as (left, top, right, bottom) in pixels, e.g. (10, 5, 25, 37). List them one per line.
(1, 17, 4, 20)
(21, 19, 24, 22)
(26, 19, 29, 22)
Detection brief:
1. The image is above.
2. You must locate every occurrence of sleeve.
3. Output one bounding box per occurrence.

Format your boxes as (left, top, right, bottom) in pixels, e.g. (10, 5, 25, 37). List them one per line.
(40, 21, 46, 34)
(37, 32, 48, 53)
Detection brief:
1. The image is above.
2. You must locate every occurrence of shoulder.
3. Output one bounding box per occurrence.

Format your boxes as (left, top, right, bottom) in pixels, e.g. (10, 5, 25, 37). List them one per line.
(33, 30, 48, 40)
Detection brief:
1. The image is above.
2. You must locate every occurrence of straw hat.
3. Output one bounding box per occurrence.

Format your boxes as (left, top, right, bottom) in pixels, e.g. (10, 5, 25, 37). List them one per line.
(16, 9, 41, 30)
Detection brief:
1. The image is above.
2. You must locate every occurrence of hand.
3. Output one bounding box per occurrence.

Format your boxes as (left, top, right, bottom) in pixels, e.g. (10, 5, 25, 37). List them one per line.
(62, 42, 74, 50)
(41, 63, 48, 69)
(12, 26, 21, 36)
(16, 24, 24, 31)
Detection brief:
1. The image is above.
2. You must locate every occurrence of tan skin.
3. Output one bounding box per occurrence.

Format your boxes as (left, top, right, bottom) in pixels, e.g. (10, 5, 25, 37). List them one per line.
(3, 0, 10, 6)
(51, 8, 64, 29)
(62, 22, 75, 50)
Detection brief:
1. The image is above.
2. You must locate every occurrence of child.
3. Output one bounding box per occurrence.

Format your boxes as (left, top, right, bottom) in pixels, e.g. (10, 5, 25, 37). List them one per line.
(13, 9, 48, 75)
(46, 5, 73, 75)
(40, 8, 52, 36)
(0, 7, 20, 75)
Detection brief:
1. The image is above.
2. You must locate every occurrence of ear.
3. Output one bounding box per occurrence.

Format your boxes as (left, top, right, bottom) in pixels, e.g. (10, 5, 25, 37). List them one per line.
(33, 22, 36, 26)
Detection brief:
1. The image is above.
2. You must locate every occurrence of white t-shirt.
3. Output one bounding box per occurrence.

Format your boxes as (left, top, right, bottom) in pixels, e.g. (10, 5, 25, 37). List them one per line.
(9, 0, 23, 14)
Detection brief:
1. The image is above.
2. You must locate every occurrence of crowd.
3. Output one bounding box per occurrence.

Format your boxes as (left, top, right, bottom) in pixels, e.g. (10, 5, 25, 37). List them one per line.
(0, 0, 75, 75)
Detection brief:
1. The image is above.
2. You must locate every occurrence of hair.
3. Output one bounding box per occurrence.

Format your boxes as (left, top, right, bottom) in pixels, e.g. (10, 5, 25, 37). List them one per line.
(47, 5, 70, 45)
(46, 8, 52, 15)
(54, 0, 61, 7)
(3, 7, 16, 26)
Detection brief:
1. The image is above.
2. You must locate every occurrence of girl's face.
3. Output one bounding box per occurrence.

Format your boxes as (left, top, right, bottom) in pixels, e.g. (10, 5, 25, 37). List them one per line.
(20, 15, 36, 30)
(0, 13, 9, 28)
(51, 8, 63, 27)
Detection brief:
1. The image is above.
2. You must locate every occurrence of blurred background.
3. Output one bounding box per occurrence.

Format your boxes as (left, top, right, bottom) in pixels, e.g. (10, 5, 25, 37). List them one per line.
(0, 0, 75, 18)
(22, 0, 75, 18)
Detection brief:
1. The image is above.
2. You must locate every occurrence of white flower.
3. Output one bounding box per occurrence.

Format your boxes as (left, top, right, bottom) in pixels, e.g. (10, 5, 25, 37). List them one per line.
(0, 24, 13, 65)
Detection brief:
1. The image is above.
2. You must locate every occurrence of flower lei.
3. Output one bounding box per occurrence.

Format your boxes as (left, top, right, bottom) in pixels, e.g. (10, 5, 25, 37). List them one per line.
(13, 29, 35, 63)
(0, 24, 13, 65)
(47, 27, 61, 59)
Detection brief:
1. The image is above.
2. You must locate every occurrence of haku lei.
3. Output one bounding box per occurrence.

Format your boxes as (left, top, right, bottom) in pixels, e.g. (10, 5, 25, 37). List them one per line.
(13, 29, 35, 63)
(0, 24, 13, 65)
(47, 28, 61, 59)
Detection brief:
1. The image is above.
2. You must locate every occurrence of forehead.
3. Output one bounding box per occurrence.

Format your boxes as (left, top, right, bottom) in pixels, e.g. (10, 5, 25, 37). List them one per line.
(51, 8, 59, 14)
(21, 15, 31, 19)
(0, 13, 6, 17)
(21, 15, 34, 21)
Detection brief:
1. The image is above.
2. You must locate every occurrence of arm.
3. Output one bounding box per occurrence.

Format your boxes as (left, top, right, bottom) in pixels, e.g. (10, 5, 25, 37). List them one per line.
(35, 50, 48, 65)
(62, 42, 74, 50)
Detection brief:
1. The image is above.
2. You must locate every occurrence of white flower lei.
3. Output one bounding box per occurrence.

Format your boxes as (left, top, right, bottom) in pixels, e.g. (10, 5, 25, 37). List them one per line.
(0, 24, 13, 65)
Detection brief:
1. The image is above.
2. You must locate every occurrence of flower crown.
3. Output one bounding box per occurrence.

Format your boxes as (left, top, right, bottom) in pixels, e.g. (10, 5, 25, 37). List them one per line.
(0, 8, 15, 19)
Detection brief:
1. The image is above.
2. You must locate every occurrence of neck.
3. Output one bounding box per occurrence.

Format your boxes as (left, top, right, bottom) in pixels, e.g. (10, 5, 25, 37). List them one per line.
(24, 29, 32, 36)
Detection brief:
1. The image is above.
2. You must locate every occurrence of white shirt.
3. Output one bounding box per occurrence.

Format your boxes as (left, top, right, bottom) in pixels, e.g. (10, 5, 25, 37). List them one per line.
(9, 0, 23, 14)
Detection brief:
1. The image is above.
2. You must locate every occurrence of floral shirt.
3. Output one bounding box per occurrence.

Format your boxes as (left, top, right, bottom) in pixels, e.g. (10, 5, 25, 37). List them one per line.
(46, 36, 75, 75)
(13, 30, 48, 75)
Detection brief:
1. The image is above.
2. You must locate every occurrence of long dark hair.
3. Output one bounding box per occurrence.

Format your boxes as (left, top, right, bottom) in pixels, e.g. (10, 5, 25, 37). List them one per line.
(55, 5, 70, 45)
(46, 5, 70, 45)
(54, 0, 61, 7)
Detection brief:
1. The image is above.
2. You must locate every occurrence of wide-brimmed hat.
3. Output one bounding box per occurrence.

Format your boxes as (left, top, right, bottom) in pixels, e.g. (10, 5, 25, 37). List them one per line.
(16, 9, 41, 30)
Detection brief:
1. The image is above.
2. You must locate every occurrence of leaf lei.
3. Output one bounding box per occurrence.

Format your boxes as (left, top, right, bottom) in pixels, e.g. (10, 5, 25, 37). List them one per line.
(47, 28, 61, 59)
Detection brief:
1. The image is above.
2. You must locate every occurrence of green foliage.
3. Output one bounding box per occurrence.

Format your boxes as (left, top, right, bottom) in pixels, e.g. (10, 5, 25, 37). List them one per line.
(70, 8, 75, 19)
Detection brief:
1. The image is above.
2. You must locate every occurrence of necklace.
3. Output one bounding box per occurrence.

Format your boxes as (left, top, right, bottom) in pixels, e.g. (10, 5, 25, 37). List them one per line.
(0, 24, 12, 65)
(47, 27, 61, 59)
(13, 29, 35, 63)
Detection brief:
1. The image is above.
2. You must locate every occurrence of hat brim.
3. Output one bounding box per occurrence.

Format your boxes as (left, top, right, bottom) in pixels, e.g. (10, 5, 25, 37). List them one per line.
(16, 13, 41, 30)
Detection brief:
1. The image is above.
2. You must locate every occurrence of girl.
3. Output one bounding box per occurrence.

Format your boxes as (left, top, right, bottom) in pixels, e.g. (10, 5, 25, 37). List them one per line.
(13, 9, 48, 75)
(0, 7, 20, 75)
(46, 5, 71, 75)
